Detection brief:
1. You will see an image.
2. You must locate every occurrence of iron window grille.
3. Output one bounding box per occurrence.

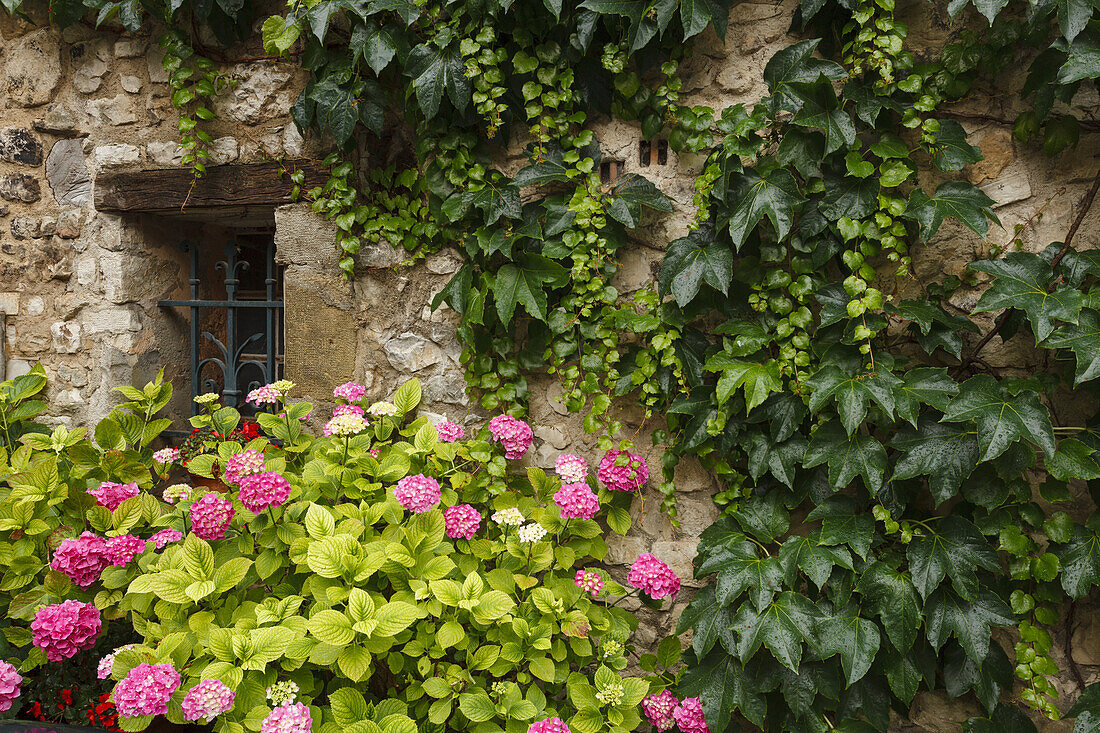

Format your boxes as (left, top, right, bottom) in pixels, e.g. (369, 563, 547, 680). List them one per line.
(158, 236, 284, 418)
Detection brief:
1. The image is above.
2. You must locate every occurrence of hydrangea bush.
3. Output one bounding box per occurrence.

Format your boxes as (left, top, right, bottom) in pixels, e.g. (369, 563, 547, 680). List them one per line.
(0, 372, 702, 733)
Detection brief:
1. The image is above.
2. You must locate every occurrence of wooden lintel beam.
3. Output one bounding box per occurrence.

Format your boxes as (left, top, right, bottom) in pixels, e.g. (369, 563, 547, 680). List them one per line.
(94, 160, 330, 213)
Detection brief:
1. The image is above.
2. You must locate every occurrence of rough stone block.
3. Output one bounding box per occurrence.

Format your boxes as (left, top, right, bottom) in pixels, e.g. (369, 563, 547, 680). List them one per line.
(120, 75, 143, 94)
(2, 30, 62, 107)
(82, 307, 139, 335)
(0, 128, 45, 166)
(51, 321, 81, 353)
(46, 138, 91, 207)
(0, 174, 41, 203)
(384, 332, 444, 373)
(89, 94, 137, 126)
(274, 204, 338, 267)
(90, 144, 140, 170)
(0, 294, 19, 315)
(114, 39, 147, 57)
(284, 279, 356, 400)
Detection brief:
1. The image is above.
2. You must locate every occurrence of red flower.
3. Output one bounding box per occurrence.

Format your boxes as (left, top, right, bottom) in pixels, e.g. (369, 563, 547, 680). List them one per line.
(61, 688, 73, 706)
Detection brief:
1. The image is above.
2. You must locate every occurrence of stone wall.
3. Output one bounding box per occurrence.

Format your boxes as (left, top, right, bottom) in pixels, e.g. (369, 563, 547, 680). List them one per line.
(3, 0, 1100, 730)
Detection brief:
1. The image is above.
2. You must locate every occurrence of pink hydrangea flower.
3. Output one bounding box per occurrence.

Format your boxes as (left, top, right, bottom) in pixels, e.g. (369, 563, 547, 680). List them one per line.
(597, 450, 648, 492)
(642, 690, 678, 731)
(394, 474, 441, 513)
(369, 448, 381, 458)
(437, 421, 465, 442)
(98, 645, 135, 680)
(554, 482, 599, 520)
(262, 702, 313, 733)
(528, 718, 570, 733)
(239, 471, 292, 513)
(488, 415, 533, 460)
(672, 698, 708, 733)
(444, 505, 481, 540)
(31, 600, 101, 661)
(152, 448, 180, 464)
(223, 449, 265, 485)
(182, 679, 236, 722)
(113, 662, 181, 717)
(0, 661, 21, 712)
(51, 531, 109, 587)
(575, 569, 604, 596)
(555, 454, 588, 483)
(332, 404, 364, 418)
(628, 553, 680, 600)
(333, 382, 367, 402)
(105, 534, 147, 567)
(190, 493, 235, 540)
(152, 528, 183, 549)
(247, 385, 280, 406)
(87, 482, 139, 511)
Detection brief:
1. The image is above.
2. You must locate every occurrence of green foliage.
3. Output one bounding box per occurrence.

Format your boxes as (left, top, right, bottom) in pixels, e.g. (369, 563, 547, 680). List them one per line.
(0, 373, 673, 733)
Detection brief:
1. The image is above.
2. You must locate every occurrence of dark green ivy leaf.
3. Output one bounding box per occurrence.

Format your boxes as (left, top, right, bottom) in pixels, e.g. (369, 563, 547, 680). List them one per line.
(856, 562, 922, 655)
(894, 367, 960, 427)
(806, 496, 874, 559)
(1044, 307, 1100, 384)
(607, 173, 674, 228)
(1055, 527, 1100, 597)
(726, 167, 804, 250)
(745, 432, 806, 489)
(789, 81, 856, 154)
(406, 43, 470, 119)
(803, 420, 887, 493)
(906, 515, 1000, 601)
(697, 542, 785, 609)
(971, 252, 1083, 341)
(492, 254, 567, 323)
(732, 591, 822, 672)
(1065, 680, 1100, 733)
(368, 0, 421, 25)
(924, 588, 1014, 662)
(805, 364, 901, 435)
(963, 702, 1040, 733)
(659, 234, 734, 306)
(349, 21, 400, 74)
(729, 494, 791, 543)
(678, 651, 766, 732)
(942, 375, 1057, 461)
(1045, 438, 1100, 481)
(816, 605, 881, 686)
(891, 418, 979, 505)
(819, 172, 879, 221)
(945, 643, 1012, 715)
(762, 39, 847, 113)
(903, 181, 998, 240)
(929, 119, 985, 171)
(779, 535, 854, 589)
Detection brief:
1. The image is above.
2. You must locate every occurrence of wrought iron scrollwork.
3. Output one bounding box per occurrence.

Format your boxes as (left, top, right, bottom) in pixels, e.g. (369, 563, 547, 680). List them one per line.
(159, 239, 283, 413)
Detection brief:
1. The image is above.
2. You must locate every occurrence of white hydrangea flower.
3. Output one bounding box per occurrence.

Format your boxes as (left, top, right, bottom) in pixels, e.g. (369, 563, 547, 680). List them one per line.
(271, 380, 296, 394)
(266, 680, 299, 706)
(368, 401, 397, 417)
(491, 508, 524, 526)
(517, 522, 547, 543)
(194, 393, 219, 405)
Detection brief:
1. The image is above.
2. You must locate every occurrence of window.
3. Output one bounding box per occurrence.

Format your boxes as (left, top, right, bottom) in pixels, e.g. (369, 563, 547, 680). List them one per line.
(159, 230, 284, 417)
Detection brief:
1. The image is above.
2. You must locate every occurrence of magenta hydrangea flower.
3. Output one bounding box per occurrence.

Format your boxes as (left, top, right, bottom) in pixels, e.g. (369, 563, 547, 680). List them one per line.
(182, 679, 236, 722)
(628, 553, 680, 600)
(554, 482, 599, 520)
(223, 449, 265, 485)
(190, 493, 235, 540)
(113, 662, 181, 717)
(437, 421, 465, 442)
(152, 448, 180, 464)
(528, 718, 570, 733)
(87, 481, 139, 511)
(332, 404, 364, 418)
(0, 661, 21, 712)
(555, 454, 588, 483)
(261, 702, 312, 733)
(444, 504, 481, 540)
(51, 531, 110, 587)
(672, 698, 708, 733)
(597, 450, 649, 492)
(31, 600, 101, 661)
(488, 415, 533, 459)
(333, 382, 367, 402)
(239, 471, 292, 513)
(394, 474, 441, 513)
(642, 690, 678, 731)
(152, 528, 183, 549)
(98, 645, 135, 680)
(574, 569, 604, 596)
(105, 534, 147, 567)
(247, 385, 279, 406)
